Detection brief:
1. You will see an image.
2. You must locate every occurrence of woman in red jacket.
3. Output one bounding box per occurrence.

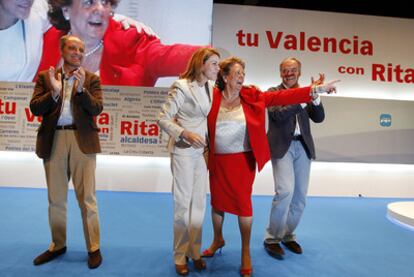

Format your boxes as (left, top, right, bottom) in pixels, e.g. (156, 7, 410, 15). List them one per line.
(202, 56, 337, 277)
(35, 0, 200, 86)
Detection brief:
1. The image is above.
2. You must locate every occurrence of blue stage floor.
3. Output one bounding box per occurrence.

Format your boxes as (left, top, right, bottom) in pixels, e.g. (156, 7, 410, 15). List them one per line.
(0, 187, 413, 276)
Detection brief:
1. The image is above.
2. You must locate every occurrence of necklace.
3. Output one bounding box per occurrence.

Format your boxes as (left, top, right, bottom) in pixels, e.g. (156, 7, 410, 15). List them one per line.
(222, 92, 239, 103)
(67, 30, 103, 57)
(85, 40, 103, 57)
(221, 92, 240, 111)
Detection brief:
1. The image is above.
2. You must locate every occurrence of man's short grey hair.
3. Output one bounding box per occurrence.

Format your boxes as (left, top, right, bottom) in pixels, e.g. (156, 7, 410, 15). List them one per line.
(279, 57, 302, 72)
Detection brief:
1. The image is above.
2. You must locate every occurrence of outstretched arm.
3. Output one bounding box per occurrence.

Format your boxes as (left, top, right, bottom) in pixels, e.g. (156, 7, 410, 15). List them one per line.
(264, 87, 312, 107)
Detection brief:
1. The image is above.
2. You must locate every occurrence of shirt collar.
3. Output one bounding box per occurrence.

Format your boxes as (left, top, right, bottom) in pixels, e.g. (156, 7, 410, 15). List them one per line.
(62, 67, 76, 81)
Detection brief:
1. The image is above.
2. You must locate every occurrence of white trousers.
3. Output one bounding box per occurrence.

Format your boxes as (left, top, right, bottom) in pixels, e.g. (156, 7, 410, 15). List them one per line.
(171, 152, 207, 265)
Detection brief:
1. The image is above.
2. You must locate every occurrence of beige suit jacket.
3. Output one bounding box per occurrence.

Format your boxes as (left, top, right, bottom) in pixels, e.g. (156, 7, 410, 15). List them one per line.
(158, 79, 214, 155)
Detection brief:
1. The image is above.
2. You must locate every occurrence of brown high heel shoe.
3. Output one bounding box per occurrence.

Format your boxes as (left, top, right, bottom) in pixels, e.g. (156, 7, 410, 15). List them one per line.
(201, 241, 226, 258)
(175, 263, 189, 276)
(193, 258, 206, 270)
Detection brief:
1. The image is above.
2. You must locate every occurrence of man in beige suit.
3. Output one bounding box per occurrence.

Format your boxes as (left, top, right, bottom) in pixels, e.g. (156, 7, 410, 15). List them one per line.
(30, 34, 103, 269)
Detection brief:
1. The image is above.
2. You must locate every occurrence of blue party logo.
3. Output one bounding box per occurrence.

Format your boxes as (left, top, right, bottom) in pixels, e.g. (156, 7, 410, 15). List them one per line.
(380, 114, 392, 127)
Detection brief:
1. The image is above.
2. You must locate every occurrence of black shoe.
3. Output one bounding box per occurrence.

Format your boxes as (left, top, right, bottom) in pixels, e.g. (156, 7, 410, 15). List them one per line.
(88, 249, 102, 269)
(33, 247, 67, 265)
(282, 241, 303, 254)
(263, 242, 284, 259)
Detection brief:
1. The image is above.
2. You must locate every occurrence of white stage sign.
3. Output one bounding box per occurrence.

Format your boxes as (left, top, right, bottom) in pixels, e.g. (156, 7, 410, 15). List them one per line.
(213, 4, 414, 100)
(0, 82, 169, 157)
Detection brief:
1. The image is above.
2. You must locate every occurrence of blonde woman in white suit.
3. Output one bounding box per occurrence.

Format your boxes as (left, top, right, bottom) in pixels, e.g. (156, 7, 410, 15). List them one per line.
(158, 47, 220, 276)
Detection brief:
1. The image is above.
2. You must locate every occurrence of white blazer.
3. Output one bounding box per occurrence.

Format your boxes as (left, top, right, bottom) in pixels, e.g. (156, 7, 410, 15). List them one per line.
(158, 79, 214, 155)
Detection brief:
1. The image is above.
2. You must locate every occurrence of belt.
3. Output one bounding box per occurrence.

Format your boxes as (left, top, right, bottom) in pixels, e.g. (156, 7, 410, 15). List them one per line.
(55, 124, 77, 130)
(292, 135, 302, 141)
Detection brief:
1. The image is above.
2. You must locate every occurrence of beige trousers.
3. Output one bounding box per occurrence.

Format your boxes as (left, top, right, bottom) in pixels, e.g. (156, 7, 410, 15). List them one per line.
(43, 130, 100, 253)
(171, 152, 208, 265)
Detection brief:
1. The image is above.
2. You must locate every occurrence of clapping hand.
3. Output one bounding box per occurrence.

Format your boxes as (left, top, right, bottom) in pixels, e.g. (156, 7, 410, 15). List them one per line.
(48, 66, 62, 98)
(72, 67, 86, 93)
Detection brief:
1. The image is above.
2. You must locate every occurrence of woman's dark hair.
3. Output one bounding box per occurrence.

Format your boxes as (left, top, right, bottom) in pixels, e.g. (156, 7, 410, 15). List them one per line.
(215, 56, 245, 91)
(48, 0, 119, 31)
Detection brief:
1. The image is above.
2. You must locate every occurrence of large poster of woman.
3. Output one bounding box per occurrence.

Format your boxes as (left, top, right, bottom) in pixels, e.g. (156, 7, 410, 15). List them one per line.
(0, 0, 213, 87)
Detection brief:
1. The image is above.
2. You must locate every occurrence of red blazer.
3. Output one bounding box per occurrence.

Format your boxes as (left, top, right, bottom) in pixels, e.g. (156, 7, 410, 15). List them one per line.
(207, 86, 312, 172)
(35, 19, 201, 86)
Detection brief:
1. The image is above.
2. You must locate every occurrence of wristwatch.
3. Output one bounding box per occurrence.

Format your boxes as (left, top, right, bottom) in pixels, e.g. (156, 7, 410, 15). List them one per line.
(76, 87, 84, 95)
(310, 85, 322, 100)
